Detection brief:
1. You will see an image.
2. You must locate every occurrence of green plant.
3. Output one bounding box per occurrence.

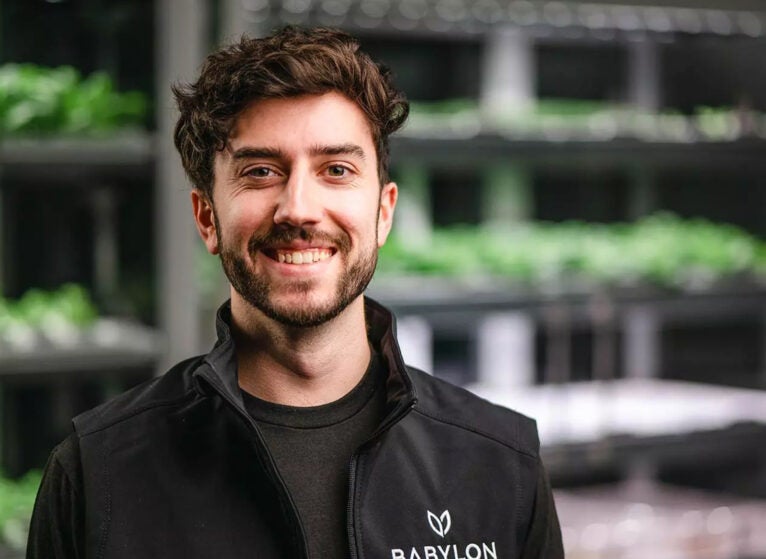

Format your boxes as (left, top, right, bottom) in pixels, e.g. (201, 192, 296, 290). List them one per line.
(0, 470, 41, 550)
(406, 98, 759, 140)
(0, 284, 99, 344)
(377, 213, 766, 290)
(0, 63, 147, 135)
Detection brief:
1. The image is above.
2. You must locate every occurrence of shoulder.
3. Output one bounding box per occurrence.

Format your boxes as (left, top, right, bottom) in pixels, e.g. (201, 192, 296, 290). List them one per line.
(406, 366, 540, 458)
(73, 355, 205, 437)
(40, 432, 83, 495)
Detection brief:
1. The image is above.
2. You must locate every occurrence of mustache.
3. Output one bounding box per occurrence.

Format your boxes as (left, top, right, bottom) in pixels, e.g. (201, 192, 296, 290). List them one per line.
(247, 225, 351, 253)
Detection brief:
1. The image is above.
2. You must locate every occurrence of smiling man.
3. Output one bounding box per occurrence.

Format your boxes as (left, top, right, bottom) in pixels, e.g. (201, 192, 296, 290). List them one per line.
(27, 27, 562, 559)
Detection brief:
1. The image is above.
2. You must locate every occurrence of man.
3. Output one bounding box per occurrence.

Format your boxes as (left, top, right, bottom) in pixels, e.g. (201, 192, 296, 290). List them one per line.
(27, 26, 562, 559)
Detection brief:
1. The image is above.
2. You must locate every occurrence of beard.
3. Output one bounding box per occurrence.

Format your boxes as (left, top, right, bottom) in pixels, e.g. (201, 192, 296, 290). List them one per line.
(217, 217, 378, 328)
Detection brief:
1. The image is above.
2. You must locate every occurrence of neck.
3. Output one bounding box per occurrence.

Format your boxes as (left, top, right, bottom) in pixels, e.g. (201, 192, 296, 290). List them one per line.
(230, 294, 371, 407)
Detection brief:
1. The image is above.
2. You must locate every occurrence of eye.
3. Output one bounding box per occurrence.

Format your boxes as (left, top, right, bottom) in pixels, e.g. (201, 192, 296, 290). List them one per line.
(246, 166, 278, 178)
(326, 164, 350, 178)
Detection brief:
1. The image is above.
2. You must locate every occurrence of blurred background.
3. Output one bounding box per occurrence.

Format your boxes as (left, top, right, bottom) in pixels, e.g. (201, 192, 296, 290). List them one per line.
(2, 0, 766, 557)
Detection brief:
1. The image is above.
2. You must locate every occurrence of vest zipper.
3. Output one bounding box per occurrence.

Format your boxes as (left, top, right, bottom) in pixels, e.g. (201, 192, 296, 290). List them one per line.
(201, 375, 311, 559)
(346, 399, 417, 559)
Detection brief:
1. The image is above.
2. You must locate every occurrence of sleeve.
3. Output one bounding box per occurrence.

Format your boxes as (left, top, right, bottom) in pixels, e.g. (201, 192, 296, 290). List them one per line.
(520, 459, 564, 559)
(25, 433, 85, 559)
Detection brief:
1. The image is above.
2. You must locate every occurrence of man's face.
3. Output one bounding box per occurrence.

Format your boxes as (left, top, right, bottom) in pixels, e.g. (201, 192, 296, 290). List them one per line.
(192, 92, 397, 327)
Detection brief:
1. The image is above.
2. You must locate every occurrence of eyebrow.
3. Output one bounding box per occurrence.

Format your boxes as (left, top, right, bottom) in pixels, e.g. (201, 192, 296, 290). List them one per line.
(231, 147, 285, 160)
(310, 143, 366, 160)
(230, 143, 366, 161)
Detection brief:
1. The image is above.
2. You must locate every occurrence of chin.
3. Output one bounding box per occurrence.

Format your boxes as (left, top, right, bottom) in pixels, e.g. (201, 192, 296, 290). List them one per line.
(260, 299, 349, 328)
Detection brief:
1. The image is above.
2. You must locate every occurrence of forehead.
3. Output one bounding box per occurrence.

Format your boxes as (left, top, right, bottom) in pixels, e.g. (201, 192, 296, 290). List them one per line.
(226, 92, 376, 155)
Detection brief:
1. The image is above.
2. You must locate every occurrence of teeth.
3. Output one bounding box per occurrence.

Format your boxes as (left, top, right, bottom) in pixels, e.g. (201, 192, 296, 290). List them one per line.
(275, 249, 331, 265)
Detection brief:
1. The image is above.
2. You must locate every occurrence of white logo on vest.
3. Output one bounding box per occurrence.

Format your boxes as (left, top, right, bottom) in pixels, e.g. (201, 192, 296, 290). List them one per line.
(390, 509, 499, 559)
(427, 510, 451, 538)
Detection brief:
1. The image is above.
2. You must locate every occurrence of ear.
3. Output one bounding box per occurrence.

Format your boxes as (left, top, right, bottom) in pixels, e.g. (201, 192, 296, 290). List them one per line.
(377, 181, 398, 247)
(191, 189, 220, 255)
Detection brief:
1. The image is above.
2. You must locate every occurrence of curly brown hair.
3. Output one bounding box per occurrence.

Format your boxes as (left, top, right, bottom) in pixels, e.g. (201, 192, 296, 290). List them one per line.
(172, 26, 409, 198)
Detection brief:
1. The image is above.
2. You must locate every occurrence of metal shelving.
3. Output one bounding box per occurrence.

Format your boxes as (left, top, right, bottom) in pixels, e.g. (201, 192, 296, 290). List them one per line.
(0, 1, 210, 476)
(0, 136, 161, 378)
(0, 135, 154, 167)
(243, 1, 766, 40)
(0, 134, 163, 478)
(369, 278, 766, 385)
(369, 277, 766, 321)
(0, 135, 155, 185)
(0, 319, 161, 381)
(391, 134, 766, 168)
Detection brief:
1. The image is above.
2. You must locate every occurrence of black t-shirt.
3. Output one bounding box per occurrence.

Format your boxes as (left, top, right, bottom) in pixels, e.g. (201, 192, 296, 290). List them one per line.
(242, 353, 388, 559)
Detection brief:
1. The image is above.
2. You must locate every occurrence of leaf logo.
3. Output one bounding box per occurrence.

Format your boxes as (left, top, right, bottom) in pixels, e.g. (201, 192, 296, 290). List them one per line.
(427, 510, 451, 538)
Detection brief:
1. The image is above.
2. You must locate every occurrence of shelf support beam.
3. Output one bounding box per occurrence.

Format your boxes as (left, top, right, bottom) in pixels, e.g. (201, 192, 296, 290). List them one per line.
(628, 165, 658, 220)
(628, 39, 661, 112)
(481, 27, 534, 115)
(155, 0, 209, 371)
(220, 0, 271, 41)
(477, 312, 535, 387)
(623, 305, 661, 379)
(480, 28, 534, 231)
(396, 315, 433, 375)
(392, 163, 432, 246)
(91, 187, 119, 304)
(482, 164, 532, 228)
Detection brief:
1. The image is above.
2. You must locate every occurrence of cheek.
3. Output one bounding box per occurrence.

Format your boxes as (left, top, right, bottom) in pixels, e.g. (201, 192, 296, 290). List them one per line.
(331, 196, 380, 243)
(220, 198, 274, 238)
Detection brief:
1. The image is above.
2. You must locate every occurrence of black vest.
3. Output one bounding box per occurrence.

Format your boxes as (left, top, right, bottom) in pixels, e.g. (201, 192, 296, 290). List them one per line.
(73, 299, 541, 559)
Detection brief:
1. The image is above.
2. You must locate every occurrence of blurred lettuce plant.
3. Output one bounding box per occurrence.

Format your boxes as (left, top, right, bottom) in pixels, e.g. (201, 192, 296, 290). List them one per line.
(406, 98, 762, 141)
(378, 213, 766, 291)
(0, 64, 146, 135)
(0, 284, 98, 348)
(0, 470, 41, 551)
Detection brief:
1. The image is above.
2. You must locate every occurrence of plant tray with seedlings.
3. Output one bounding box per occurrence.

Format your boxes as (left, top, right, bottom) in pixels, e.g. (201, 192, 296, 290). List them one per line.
(0, 285, 160, 375)
(0, 284, 99, 352)
(403, 99, 766, 143)
(377, 213, 766, 294)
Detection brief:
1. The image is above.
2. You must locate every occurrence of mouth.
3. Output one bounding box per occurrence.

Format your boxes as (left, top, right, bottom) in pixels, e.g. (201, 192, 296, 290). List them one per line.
(261, 247, 336, 265)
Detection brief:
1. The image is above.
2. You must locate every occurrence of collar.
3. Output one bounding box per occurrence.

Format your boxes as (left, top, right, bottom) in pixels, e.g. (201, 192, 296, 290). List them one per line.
(194, 297, 417, 418)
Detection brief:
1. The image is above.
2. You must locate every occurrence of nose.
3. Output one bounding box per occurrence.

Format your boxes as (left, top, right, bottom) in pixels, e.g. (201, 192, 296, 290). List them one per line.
(273, 168, 323, 227)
